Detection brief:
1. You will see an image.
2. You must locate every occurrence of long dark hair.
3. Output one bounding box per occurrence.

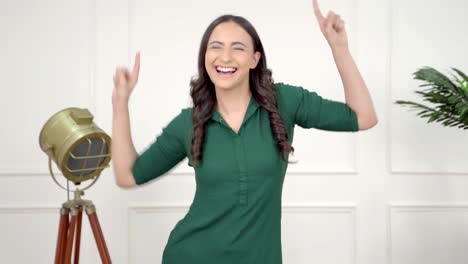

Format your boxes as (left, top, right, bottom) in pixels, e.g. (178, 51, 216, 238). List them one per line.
(190, 14, 294, 166)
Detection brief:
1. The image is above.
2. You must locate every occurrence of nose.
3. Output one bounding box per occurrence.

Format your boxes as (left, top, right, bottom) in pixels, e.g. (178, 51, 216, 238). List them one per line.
(220, 48, 233, 62)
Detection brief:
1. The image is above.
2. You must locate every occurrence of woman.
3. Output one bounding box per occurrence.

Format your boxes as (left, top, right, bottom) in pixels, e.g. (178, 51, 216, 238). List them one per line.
(112, 1, 377, 263)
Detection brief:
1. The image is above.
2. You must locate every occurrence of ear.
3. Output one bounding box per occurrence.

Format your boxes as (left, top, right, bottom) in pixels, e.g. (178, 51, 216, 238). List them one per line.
(250, 51, 261, 69)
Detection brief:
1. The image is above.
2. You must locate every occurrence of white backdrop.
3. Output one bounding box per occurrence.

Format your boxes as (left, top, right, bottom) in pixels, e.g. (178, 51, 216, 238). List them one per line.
(1, 0, 468, 263)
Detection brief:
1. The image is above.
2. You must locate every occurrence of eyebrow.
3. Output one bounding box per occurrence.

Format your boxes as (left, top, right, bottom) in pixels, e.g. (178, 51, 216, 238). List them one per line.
(208, 41, 247, 47)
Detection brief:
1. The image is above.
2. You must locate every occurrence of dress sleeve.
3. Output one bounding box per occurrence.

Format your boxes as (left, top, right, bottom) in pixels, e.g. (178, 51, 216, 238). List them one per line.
(131, 109, 189, 185)
(275, 82, 359, 132)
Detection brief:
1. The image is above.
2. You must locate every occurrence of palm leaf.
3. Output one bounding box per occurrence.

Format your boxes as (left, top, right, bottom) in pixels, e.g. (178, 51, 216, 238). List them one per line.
(452, 67, 468, 81)
(395, 67, 468, 130)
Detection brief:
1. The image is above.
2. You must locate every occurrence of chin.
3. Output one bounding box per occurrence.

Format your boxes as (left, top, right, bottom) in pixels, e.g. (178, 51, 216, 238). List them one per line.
(208, 76, 236, 90)
(214, 78, 247, 91)
(208, 70, 246, 91)
(215, 81, 234, 89)
(214, 82, 239, 91)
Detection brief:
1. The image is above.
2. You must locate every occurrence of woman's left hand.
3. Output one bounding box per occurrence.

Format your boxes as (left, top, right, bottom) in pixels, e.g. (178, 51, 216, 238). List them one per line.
(312, 0, 349, 55)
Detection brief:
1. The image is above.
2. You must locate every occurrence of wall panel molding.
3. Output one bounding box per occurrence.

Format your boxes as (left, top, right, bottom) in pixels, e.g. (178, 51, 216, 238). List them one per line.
(388, 203, 468, 264)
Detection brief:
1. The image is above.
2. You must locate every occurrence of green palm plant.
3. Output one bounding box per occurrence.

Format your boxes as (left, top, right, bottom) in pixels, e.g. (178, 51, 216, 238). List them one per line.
(395, 67, 468, 130)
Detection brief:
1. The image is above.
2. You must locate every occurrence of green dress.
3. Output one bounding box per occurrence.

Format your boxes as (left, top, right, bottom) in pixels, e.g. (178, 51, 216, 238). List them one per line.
(132, 83, 359, 264)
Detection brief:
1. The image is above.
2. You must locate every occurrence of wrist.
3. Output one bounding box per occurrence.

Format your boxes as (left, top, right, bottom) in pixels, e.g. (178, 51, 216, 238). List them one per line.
(112, 101, 130, 114)
(331, 47, 350, 59)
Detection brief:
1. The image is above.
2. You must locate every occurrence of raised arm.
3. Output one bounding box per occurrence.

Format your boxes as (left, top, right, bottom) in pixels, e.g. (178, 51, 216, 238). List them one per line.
(312, 0, 378, 130)
(111, 52, 140, 188)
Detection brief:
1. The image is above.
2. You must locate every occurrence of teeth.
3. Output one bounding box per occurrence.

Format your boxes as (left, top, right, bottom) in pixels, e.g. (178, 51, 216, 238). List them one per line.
(216, 66, 236, 73)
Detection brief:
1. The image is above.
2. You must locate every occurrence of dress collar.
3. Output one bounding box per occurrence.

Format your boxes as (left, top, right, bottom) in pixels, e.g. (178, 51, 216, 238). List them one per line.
(211, 95, 259, 123)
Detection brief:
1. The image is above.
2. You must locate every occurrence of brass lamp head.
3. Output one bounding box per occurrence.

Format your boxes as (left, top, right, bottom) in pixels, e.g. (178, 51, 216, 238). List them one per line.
(39, 108, 111, 184)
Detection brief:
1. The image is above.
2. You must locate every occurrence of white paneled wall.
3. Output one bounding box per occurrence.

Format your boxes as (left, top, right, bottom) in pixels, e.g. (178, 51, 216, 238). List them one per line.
(0, 207, 59, 261)
(1, 0, 467, 263)
(128, 206, 190, 264)
(389, 0, 468, 174)
(1, 0, 97, 175)
(281, 205, 356, 264)
(389, 205, 468, 264)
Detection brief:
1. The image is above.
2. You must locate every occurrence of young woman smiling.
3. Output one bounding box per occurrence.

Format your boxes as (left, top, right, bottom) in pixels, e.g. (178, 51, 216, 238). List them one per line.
(112, 0, 377, 263)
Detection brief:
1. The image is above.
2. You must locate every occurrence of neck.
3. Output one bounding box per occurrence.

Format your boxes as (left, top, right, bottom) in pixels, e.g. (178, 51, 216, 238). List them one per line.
(214, 84, 251, 116)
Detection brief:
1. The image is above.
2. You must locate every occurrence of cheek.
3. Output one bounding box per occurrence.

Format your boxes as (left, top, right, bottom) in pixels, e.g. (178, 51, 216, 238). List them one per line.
(237, 56, 253, 70)
(205, 49, 216, 60)
(204, 53, 215, 68)
(204, 56, 212, 73)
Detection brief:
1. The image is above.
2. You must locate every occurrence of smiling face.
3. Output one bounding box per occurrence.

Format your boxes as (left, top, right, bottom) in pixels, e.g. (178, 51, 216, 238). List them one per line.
(205, 21, 261, 92)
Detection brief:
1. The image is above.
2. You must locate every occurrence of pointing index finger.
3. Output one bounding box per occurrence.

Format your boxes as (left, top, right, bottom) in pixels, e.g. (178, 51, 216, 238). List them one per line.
(312, 0, 325, 23)
(132, 51, 140, 77)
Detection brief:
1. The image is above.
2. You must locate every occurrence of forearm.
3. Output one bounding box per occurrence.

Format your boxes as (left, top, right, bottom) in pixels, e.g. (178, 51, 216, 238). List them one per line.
(332, 49, 378, 130)
(111, 104, 138, 187)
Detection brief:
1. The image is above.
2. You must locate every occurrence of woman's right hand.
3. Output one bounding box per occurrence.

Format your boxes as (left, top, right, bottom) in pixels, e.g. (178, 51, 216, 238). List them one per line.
(112, 52, 141, 107)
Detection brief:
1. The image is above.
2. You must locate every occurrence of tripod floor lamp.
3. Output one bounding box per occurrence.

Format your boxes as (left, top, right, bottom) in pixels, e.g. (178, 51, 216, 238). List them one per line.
(39, 108, 112, 264)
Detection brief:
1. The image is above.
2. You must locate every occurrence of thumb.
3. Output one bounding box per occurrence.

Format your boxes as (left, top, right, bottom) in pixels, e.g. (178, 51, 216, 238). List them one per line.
(132, 51, 141, 80)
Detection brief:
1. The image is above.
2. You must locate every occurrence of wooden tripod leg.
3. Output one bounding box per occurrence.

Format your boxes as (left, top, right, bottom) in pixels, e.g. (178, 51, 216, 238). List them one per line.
(73, 208, 83, 264)
(86, 205, 112, 264)
(55, 208, 69, 264)
(64, 208, 79, 264)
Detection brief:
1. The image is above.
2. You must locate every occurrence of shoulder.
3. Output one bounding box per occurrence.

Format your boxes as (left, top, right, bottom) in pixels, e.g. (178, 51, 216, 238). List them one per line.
(274, 82, 320, 107)
(274, 82, 303, 97)
(180, 107, 192, 123)
(274, 82, 324, 107)
(165, 107, 192, 137)
(273, 82, 311, 124)
(172, 107, 192, 125)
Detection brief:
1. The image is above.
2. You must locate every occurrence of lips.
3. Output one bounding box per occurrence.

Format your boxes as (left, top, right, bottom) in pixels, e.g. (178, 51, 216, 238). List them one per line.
(215, 66, 237, 76)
